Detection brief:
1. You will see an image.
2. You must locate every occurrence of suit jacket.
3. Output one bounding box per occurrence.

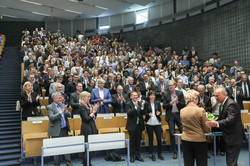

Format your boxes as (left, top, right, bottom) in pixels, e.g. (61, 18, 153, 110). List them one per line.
(104, 81, 119, 95)
(144, 100, 162, 123)
(123, 84, 135, 94)
(237, 81, 250, 99)
(126, 99, 145, 132)
(198, 95, 212, 113)
(70, 92, 80, 116)
(43, 75, 56, 96)
(111, 93, 129, 114)
(79, 104, 98, 142)
(163, 90, 186, 122)
(226, 86, 244, 109)
(19, 93, 40, 120)
(217, 97, 245, 145)
(155, 83, 168, 101)
(90, 88, 112, 113)
(180, 103, 210, 142)
(139, 80, 155, 96)
(47, 102, 71, 137)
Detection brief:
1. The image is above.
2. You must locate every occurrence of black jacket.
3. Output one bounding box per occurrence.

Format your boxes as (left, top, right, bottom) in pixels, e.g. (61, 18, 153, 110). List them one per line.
(126, 100, 145, 132)
(144, 100, 162, 123)
(19, 93, 40, 120)
(79, 104, 98, 142)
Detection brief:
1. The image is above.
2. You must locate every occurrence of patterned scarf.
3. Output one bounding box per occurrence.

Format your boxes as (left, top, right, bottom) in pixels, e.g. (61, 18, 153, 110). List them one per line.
(82, 103, 96, 121)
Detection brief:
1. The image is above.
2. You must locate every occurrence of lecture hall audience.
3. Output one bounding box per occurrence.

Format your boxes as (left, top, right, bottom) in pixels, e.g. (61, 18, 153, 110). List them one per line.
(19, 27, 250, 164)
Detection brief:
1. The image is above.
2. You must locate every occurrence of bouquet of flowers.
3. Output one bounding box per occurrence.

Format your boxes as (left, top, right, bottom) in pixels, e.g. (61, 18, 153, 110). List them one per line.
(206, 112, 218, 121)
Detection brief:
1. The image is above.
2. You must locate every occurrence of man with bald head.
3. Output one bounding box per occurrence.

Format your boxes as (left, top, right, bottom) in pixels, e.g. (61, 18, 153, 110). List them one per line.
(206, 87, 245, 166)
(111, 85, 129, 115)
(123, 77, 136, 94)
(156, 76, 168, 101)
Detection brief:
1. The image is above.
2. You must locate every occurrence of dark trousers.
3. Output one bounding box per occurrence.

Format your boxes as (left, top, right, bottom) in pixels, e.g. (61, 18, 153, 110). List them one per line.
(225, 144, 241, 166)
(182, 140, 208, 166)
(52, 128, 72, 166)
(168, 113, 183, 153)
(128, 124, 142, 157)
(146, 124, 162, 154)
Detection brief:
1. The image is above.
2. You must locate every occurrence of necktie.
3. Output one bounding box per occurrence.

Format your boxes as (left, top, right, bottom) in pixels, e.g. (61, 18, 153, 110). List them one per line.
(120, 95, 124, 112)
(134, 102, 139, 124)
(161, 84, 164, 91)
(57, 105, 65, 127)
(220, 104, 223, 112)
(244, 83, 248, 97)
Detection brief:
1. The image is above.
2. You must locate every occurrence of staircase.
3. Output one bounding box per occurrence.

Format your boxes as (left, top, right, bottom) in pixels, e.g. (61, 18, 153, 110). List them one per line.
(0, 47, 22, 165)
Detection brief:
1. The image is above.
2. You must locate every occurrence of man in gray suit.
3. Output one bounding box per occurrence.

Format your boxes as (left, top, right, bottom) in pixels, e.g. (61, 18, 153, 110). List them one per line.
(47, 92, 72, 166)
(49, 75, 65, 95)
(70, 82, 83, 118)
(155, 76, 168, 102)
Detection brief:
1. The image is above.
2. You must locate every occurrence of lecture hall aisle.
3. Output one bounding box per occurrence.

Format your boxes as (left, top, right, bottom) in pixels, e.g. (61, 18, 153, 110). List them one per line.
(0, 47, 21, 165)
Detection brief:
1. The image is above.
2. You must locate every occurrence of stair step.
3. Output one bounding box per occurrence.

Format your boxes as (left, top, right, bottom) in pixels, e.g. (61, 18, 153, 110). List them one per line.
(0, 112, 20, 116)
(0, 143, 20, 150)
(0, 119, 20, 123)
(0, 126, 21, 131)
(0, 123, 21, 127)
(0, 159, 20, 165)
(0, 130, 20, 135)
(0, 134, 21, 140)
(0, 153, 21, 161)
(0, 148, 21, 155)
(0, 116, 20, 120)
(0, 138, 20, 145)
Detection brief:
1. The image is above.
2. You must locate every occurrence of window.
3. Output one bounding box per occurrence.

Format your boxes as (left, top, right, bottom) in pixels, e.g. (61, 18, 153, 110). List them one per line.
(136, 9, 148, 24)
(99, 25, 110, 30)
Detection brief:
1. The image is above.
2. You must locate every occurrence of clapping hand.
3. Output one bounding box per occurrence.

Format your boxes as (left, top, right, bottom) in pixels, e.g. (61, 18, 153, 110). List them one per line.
(141, 100, 145, 107)
(62, 105, 68, 113)
(93, 102, 100, 113)
(149, 113, 153, 117)
(36, 94, 41, 101)
(156, 110, 161, 116)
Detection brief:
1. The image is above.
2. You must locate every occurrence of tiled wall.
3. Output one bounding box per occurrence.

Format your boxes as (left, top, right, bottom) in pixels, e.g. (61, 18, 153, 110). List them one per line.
(122, 0, 250, 70)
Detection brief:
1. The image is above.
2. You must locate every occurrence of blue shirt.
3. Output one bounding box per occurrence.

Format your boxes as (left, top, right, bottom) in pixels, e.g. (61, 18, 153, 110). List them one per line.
(55, 103, 67, 128)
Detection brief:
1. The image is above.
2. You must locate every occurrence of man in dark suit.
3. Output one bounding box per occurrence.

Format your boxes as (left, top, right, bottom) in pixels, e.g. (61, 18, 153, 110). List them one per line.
(226, 79, 245, 109)
(126, 91, 145, 163)
(43, 69, 56, 96)
(66, 73, 79, 96)
(206, 87, 245, 166)
(133, 68, 143, 85)
(47, 92, 72, 166)
(104, 73, 118, 95)
(139, 73, 155, 97)
(155, 76, 168, 101)
(70, 82, 83, 117)
(163, 80, 185, 159)
(123, 77, 136, 94)
(197, 85, 212, 113)
(237, 74, 250, 100)
(111, 85, 129, 115)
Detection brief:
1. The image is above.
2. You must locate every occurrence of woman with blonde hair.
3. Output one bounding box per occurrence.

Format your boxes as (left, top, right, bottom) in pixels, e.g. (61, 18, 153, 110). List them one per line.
(180, 90, 210, 166)
(79, 91, 100, 166)
(19, 81, 41, 120)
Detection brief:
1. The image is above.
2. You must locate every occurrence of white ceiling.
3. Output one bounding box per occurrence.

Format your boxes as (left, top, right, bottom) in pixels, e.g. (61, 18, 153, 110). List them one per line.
(0, 0, 169, 21)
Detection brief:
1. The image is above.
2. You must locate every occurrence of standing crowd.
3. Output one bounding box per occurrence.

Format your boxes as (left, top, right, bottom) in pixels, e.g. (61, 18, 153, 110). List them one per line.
(19, 27, 249, 166)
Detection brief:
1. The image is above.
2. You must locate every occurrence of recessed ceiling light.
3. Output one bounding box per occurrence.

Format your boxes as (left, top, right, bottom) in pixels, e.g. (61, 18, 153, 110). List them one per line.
(20, 0, 42, 6)
(2, 14, 18, 18)
(64, 9, 82, 14)
(95, 5, 109, 10)
(32, 12, 50, 16)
